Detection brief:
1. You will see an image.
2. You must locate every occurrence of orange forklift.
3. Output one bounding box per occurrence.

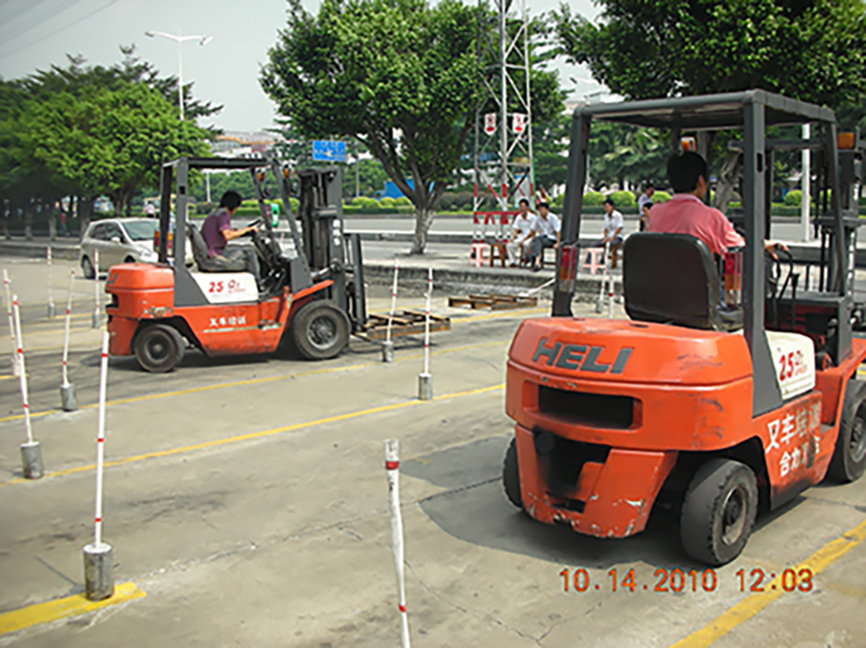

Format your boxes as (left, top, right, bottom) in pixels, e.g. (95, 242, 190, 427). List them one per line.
(503, 91, 866, 565)
(106, 158, 368, 371)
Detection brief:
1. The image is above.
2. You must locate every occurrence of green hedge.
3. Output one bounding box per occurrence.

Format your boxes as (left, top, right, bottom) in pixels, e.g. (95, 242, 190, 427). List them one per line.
(609, 190, 636, 208)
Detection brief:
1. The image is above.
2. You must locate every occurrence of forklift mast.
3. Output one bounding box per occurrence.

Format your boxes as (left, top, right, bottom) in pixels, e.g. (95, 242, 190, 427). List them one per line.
(294, 167, 367, 332)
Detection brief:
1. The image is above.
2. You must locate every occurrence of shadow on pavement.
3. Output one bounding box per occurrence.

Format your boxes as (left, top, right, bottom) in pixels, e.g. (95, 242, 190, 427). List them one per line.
(404, 436, 687, 569)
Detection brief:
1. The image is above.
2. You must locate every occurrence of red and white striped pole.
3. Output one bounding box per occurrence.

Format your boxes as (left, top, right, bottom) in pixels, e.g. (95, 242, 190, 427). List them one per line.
(596, 241, 609, 314)
(382, 258, 399, 363)
(60, 270, 77, 411)
(46, 246, 55, 318)
(92, 249, 100, 329)
(13, 295, 42, 478)
(84, 331, 114, 601)
(4, 269, 19, 376)
(384, 439, 411, 648)
(417, 268, 432, 400)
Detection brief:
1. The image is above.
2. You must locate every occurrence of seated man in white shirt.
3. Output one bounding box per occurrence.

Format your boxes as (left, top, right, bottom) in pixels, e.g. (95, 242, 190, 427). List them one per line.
(520, 201, 560, 272)
(589, 198, 625, 268)
(506, 199, 535, 267)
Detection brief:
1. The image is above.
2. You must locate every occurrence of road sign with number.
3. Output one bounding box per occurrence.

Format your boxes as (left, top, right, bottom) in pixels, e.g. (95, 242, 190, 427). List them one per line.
(312, 140, 347, 162)
(512, 113, 526, 134)
(484, 113, 497, 136)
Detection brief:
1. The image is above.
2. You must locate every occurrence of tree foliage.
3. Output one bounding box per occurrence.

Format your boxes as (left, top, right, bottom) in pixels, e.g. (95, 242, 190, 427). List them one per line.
(553, 0, 866, 108)
(262, 0, 481, 253)
(0, 51, 214, 231)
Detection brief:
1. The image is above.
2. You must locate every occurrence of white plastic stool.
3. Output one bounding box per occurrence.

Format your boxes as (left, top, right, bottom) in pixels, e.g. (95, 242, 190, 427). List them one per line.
(468, 242, 489, 267)
(581, 247, 606, 274)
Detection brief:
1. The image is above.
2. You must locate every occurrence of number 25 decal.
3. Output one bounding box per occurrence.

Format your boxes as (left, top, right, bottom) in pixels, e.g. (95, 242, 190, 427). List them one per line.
(778, 351, 798, 381)
(208, 281, 224, 293)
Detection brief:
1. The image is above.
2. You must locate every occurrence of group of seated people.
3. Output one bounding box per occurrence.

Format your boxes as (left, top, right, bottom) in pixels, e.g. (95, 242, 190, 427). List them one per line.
(507, 149, 782, 274)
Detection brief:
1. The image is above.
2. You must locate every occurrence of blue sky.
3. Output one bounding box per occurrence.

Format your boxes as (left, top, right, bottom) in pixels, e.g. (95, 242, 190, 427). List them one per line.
(0, 0, 603, 132)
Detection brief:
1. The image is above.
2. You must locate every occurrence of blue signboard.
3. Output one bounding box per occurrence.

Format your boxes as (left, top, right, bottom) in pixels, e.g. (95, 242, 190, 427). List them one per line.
(312, 140, 347, 162)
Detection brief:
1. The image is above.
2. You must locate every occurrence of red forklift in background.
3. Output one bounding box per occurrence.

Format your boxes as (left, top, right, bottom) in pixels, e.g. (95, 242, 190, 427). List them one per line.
(503, 91, 866, 565)
(105, 158, 370, 371)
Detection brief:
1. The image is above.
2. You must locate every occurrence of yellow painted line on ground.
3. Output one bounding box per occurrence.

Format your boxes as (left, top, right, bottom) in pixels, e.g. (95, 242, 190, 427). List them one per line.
(0, 582, 146, 636)
(0, 339, 510, 425)
(670, 519, 866, 648)
(456, 306, 546, 323)
(0, 383, 504, 489)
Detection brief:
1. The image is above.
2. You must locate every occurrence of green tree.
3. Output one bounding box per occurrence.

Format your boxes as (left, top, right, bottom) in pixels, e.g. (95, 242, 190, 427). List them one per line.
(21, 79, 211, 219)
(262, 0, 481, 254)
(552, 0, 866, 107)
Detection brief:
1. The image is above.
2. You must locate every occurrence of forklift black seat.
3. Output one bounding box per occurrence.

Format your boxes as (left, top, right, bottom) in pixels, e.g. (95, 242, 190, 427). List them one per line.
(623, 233, 743, 332)
(187, 223, 247, 273)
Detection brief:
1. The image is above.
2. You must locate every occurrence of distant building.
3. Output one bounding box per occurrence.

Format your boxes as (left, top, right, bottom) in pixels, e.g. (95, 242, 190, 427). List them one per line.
(211, 131, 277, 158)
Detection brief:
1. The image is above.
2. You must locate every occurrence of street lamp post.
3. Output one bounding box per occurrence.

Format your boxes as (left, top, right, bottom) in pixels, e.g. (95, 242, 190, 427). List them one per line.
(144, 30, 213, 121)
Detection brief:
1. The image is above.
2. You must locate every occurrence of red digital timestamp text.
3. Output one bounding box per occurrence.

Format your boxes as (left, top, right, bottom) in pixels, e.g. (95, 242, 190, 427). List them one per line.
(560, 567, 815, 593)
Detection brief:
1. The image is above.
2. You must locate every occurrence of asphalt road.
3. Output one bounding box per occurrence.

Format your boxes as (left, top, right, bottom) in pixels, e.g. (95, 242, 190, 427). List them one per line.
(0, 256, 864, 647)
(341, 214, 822, 244)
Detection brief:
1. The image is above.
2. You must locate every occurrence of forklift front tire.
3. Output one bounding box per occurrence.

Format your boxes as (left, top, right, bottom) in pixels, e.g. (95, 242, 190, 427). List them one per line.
(134, 324, 185, 373)
(829, 380, 866, 483)
(291, 301, 349, 361)
(503, 437, 523, 510)
(679, 458, 758, 566)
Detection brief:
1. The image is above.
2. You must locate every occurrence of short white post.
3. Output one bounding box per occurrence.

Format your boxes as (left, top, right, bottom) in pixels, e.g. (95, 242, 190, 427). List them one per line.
(83, 332, 113, 601)
(384, 439, 411, 648)
(92, 249, 100, 329)
(46, 246, 55, 318)
(417, 268, 433, 401)
(13, 296, 42, 479)
(60, 270, 77, 411)
(4, 269, 20, 376)
(382, 258, 399, 363)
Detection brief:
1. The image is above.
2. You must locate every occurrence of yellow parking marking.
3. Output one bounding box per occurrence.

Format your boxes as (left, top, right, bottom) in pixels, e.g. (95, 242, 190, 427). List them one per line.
(0, 339, 509, 425)
(670, 519, 866, 647)
(0, 383, 504, 489)
(0, 582, 146, 636)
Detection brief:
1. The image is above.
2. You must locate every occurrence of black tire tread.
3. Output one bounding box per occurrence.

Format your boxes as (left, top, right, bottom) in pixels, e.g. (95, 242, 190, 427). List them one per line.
(829, 380, 866, 482)
(134, 323, 184, 373)
(290, 301, 349, 361)
(503, 437, 523, 509)
(680, 458, 758, 566)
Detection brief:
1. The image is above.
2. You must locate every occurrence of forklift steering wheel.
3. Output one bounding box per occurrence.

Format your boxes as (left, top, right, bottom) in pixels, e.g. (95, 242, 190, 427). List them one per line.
(245, 218, 264, 235)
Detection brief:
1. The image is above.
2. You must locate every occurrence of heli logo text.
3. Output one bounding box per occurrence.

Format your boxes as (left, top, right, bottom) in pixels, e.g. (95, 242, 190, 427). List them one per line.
(531, 337, 633, 374)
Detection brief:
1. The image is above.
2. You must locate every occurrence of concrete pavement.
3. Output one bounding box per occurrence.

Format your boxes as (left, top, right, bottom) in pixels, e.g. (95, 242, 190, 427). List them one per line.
(0, 257, 863, 647)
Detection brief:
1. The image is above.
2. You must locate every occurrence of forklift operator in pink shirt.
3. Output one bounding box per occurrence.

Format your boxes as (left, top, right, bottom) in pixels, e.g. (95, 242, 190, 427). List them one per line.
(648, 150, 785, 257)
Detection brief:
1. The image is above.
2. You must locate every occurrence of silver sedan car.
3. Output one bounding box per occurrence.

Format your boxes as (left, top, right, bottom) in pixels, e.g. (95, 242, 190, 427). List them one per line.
(80, 218, 160, 278)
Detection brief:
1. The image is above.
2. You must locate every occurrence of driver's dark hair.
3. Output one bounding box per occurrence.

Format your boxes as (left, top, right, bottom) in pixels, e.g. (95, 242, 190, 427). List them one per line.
(667, 151, 708, 193)
(518, 198, 529, 207)
(219, 191, 243, 211)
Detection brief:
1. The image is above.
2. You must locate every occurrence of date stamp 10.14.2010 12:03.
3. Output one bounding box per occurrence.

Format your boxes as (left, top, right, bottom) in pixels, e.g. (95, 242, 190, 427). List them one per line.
(559, 567, 815, 594)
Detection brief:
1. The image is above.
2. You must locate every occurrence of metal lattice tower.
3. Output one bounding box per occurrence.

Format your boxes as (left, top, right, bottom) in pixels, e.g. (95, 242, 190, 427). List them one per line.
(472, 0, 534, 242)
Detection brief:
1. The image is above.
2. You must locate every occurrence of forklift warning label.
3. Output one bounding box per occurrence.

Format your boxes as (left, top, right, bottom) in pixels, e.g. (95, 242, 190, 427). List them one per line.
(531, 338, 633, 374)
(765, 400, 822, 478)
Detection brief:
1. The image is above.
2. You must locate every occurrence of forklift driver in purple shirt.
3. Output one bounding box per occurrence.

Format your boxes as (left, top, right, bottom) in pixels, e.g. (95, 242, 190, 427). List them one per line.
(201, 191, 262, 287)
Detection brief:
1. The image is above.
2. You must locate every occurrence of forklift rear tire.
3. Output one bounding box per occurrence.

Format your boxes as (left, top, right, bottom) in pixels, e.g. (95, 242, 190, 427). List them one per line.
(290, 301, 349, 361)
(679, 458, 758, 566)
(134, 324, 185, 373)
(829, 380, 866, 482)
(503, 437, 523, 509)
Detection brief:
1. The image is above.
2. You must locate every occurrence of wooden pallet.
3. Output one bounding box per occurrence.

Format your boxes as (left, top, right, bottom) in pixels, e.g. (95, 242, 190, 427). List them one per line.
(447, 293, 538, 310)
(360, 310, 451, 341)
